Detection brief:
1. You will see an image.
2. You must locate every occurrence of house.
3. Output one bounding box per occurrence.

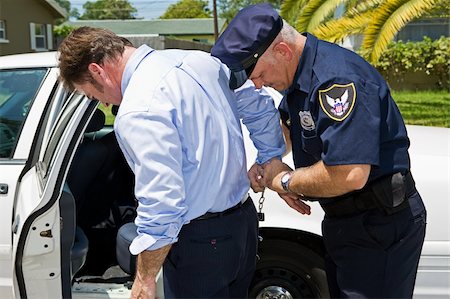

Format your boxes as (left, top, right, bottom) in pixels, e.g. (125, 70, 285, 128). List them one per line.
(65, 18, 227, 45)
(0, 0, 67, 56)
(395, 17, 449, 41)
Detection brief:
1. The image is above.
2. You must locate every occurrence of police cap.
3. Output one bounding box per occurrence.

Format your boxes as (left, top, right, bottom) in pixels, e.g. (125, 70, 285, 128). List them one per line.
(211, 3, 283, 89)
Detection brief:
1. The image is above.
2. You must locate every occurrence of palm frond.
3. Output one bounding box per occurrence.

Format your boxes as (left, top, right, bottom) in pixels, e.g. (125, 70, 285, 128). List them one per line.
(345, 0, 383, 17)
(295, 0, 348, 32)
(281, 0, 308, 23)
(313, 11, 373, 42)
(362, 0, 437, 63)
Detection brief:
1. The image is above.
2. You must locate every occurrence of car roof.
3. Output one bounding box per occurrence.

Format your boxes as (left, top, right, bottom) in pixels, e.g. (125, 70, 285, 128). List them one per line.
(0, 52, 58, 69)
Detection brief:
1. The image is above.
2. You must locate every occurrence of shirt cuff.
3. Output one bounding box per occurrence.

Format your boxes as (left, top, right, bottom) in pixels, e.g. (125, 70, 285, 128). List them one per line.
(130, 233, 179, 255)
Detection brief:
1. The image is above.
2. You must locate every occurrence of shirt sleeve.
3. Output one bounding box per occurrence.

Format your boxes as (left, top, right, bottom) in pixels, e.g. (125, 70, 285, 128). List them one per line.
(235, 81, 286, 164)
(115, 104, 187, 255)
(278, 95, 290, 127)
(315, 77, 381, 166)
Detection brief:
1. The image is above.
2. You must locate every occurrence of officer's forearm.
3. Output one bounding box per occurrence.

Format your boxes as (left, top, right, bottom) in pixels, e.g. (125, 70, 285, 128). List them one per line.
(136, 244, 172, 280)
(288, 161, 370, 198)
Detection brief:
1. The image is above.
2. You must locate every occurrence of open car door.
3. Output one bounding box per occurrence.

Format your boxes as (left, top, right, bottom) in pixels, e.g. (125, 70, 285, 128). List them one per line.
(12, 77, 93, 299)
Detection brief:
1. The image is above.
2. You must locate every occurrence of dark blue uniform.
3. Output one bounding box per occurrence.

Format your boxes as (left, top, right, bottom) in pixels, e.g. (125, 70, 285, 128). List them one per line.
(210, 3, 427, 296)
(279, 33, 427, 298)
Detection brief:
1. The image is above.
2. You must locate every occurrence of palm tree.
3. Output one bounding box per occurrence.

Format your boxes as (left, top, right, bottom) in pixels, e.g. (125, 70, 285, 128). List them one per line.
(280, 0, 441, 64)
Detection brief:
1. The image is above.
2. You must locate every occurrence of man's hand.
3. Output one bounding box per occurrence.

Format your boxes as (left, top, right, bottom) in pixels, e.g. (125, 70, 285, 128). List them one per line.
(131, 245, 171, 299)
(279, 192, 311, 215)
(261, 159, 292, 191)
(260, 160, 311, 215)
(248, 162, 265, 192)
(131, 272, 157, 299)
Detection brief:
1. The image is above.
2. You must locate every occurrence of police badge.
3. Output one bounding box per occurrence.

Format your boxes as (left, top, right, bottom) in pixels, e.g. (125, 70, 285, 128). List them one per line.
(319, 83, 356, 121)
(299, 111, 315, 131)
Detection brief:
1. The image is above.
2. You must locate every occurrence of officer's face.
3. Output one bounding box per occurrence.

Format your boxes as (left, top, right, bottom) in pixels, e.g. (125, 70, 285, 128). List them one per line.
(249, 51, 293, 91)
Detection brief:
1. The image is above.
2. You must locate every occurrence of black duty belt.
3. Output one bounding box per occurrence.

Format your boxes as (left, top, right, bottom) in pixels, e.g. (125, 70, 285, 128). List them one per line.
(319, 171, 415, 218)
(193, 196, 250, 221)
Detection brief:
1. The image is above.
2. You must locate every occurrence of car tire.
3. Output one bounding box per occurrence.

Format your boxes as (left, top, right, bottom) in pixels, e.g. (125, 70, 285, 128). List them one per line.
(249, 239, 329, 299)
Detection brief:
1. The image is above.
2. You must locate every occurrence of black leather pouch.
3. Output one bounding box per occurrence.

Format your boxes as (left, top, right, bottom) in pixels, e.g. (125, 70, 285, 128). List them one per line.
(370, 172, 407, 214)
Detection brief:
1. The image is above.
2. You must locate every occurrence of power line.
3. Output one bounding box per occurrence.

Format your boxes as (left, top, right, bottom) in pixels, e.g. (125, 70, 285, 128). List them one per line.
(70, 0, 180, 4)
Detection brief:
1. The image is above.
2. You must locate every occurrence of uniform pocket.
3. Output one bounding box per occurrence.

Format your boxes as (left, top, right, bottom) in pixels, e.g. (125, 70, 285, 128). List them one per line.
(301, 132, 322, 160)
(362, 210, 396, 251)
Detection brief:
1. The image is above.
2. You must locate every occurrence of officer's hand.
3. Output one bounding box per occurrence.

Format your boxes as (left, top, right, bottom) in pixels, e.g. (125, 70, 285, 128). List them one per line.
(261, 159, 292, 191)
(279, 192, 311, 215)
(131, 272, 158, 299)
(248, 163, 265, 192)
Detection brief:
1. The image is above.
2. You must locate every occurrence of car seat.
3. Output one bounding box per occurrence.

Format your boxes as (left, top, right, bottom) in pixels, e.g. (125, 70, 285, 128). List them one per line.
(116, 222, 138, 275)
(68, 108, 136, 276)
(59, 184, 88, 296)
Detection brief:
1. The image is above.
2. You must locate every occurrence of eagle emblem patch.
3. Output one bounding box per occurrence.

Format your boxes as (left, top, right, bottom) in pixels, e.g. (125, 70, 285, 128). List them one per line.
(319, 83, 356, 121)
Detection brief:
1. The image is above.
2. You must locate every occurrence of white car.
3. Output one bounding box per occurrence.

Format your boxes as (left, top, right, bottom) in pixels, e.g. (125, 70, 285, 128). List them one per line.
(0, 52, 448, 299)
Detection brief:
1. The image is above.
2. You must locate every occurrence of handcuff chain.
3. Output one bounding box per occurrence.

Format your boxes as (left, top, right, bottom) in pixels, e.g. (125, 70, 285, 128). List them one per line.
(258, 189, 265, 213)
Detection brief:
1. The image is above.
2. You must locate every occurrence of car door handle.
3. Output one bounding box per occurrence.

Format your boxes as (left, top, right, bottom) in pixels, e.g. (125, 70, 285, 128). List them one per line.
(0, 184, 8, 195)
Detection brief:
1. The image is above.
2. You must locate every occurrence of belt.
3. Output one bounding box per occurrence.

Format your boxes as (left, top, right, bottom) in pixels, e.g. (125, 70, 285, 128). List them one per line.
(320, 190, 378, 218)
(320, 171, 415, 218)
(193, 196, 250, 221)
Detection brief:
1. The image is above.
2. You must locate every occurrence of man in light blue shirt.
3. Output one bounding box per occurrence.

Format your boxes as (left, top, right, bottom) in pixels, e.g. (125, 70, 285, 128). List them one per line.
(58, 26, 298, 298)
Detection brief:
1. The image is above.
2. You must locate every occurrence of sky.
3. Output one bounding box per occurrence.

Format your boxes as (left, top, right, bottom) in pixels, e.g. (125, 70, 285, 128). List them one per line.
(69, 0, 213, 20)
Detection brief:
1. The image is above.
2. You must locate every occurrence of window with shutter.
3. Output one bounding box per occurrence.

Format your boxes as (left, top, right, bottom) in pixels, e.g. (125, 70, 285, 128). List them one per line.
(30, 23, 48, 51)
(0, 20, 6, 40)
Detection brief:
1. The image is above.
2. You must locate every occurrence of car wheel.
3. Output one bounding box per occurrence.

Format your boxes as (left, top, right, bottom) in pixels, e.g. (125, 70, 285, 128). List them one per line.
(250, 239, 329, 299)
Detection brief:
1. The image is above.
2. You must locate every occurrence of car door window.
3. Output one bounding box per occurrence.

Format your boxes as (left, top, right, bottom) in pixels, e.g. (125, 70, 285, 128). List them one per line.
(39, 90, 85, 187)
(0, 69, 47, 158)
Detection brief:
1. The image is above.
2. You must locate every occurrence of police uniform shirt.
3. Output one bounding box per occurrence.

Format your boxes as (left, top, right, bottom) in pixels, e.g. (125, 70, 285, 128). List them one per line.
(115, 45, 285, 255)
(279, 33, 410, 181)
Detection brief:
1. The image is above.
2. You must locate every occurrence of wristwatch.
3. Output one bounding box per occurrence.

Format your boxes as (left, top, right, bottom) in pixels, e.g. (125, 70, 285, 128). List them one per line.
(281, 171, 293, 192)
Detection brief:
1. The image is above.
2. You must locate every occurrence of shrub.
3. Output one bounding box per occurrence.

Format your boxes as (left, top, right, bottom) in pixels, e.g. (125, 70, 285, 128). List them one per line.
(54, 24, 75, 38)
(372, 37, 449, 89)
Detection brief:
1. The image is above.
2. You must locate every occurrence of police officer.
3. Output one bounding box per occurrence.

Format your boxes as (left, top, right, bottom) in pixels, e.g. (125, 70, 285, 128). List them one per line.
(211, 3, 427, 298)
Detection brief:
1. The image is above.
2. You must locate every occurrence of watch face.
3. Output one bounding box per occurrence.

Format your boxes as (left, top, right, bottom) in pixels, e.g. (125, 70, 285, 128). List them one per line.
(281, 174, 290, 183)
(281, 172, 291, 192)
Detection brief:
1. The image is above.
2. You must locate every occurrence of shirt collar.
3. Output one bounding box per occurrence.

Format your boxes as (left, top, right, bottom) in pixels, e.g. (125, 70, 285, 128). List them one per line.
(121, 44, 155, 96)
(290, 33, 318, 93)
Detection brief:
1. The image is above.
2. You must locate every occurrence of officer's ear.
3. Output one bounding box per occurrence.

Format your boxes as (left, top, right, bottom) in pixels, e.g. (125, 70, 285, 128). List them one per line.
(272, 42, 293, 62)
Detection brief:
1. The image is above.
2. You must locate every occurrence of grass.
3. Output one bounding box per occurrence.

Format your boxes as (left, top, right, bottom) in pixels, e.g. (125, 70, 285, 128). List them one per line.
(392, 90, 450, 128)
(97, 104, 116, 126)
(96, 90, 449, 128)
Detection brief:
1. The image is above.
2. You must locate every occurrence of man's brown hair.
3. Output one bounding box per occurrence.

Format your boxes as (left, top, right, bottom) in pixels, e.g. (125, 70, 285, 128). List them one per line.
(58, 26, 132, 91)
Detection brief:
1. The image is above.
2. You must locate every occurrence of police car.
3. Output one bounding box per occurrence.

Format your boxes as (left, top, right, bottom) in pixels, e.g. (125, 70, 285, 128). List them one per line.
(0, 52, 448, 299)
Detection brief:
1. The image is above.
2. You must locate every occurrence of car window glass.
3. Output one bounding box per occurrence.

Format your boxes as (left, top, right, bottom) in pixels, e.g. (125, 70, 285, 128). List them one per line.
(0, 69, 47, 158)
(40, 91, 84, 185)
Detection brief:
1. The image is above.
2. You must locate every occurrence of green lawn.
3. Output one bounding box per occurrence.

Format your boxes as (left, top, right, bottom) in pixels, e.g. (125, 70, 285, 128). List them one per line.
(98, 104, 116, 126)
(97, 90, 450, 128)
(392, 90, 450, 128)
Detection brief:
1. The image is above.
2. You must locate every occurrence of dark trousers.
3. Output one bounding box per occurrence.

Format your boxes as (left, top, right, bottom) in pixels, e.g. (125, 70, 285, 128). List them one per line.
(323, 190, 426, 298)
(163, 198, 259, 298)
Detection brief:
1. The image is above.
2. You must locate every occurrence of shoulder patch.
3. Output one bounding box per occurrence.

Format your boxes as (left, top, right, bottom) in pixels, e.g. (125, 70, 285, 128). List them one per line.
(318, 83, 356, 121)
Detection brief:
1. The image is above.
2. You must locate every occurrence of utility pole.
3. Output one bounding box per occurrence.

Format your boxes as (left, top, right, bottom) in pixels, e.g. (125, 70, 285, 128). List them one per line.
(213, 0, 218, 41)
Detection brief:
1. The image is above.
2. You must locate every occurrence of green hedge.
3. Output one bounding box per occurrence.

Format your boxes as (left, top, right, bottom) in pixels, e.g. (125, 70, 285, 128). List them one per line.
(372, 37, 449, 90)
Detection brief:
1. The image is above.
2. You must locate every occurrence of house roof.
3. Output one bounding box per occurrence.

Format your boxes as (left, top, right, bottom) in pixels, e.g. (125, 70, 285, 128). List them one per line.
(44, 0, 69, 18)
(66, 18, 227, 36)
